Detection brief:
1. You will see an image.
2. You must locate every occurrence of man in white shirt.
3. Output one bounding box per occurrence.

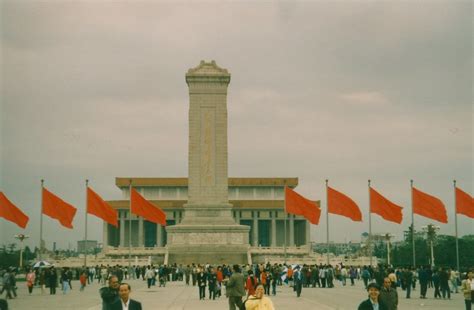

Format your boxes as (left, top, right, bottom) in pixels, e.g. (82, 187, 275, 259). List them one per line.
(111, 283, 142, 310)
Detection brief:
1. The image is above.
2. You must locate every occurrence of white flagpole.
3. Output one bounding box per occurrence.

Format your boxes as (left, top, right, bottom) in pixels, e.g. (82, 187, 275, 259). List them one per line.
(326, 179, 329, 265)
(368, 179, 372, 267)
(284, 183, 287, 264)
(454, 180, 460, 272)
(39, 179, 44, 261)
(411, 179, 416, 268)
(129, 179, 132, 270)
(84, 179, 89, 268)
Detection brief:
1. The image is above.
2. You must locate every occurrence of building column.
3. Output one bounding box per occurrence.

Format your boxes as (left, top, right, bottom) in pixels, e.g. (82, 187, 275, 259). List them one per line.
(289, 215, 295, 247)
(138, 217, 144, 247)
(156, 224, 163, 247)
(103, 222, 108, 248)
(119, 211, 125, 247)
(271, 213, 276, 247)
(235, 211, 240, 224)
(253, 212, 259, 246)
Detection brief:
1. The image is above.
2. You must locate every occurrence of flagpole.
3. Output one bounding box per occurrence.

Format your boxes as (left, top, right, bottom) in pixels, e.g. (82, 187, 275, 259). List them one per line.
(368, 180, 372, 267)
(39, 179, 44, 261)
(326, 179, 329, 265)
(128, 179, 132, 270)
(84, 179, 89, 268)
(454, 180, 459, 272)
(283, 183, 287, 265)
(411, 179, 416, 268)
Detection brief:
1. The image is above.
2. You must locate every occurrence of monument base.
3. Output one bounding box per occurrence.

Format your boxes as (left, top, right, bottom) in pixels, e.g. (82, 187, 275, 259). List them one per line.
(166, 223, 250, 265)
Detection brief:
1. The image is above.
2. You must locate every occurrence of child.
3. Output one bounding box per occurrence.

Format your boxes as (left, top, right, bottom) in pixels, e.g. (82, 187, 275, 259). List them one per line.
(79, 272, 87, 292)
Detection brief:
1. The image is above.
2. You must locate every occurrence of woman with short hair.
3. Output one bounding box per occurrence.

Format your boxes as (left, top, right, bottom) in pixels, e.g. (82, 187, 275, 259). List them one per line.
(245, 284, 275, 310)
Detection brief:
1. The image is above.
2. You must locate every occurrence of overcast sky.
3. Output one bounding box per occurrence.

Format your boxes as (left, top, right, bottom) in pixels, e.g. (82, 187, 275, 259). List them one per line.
(1, 0, 472, 251)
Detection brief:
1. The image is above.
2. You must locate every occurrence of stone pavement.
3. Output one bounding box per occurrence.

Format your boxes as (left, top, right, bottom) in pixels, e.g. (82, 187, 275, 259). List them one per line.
(5, 278, 465, 309)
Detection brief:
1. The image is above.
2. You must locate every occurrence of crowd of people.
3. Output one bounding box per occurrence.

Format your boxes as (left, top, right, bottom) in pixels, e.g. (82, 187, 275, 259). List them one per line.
(0, 262, 473, 310)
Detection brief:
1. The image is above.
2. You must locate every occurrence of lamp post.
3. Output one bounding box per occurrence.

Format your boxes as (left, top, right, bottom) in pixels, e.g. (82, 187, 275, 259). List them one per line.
(421, 224, 440, 268)
(382, 233, 394, 266)
(14, 234, 29, 269)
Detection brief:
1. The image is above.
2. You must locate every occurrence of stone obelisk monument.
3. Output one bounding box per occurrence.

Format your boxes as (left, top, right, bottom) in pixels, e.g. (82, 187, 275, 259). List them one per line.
(166, 60, 250, 264)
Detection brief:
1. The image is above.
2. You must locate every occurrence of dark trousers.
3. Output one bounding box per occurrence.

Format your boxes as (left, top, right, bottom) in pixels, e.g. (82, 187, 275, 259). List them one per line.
(199, 285, 206, 300)
(209, 285, 216, 299)
(264, 283, 270, 295)
(406, 281, 412, 298)
(271, 281, 277, 295)
(228, 296, 243, 310)
(363, 278, 368, 289)
(350, 277, 355, 286)
(434, 284, 441, 298)
(321, 278, 326, 288)
(147, 278, 152, 288)
(465, 299, 472, 310)
(441, 283, 450, 299)
(420, 282, 427, 297)
(295, 283, 302, 297)
(50, 284, 56, 295)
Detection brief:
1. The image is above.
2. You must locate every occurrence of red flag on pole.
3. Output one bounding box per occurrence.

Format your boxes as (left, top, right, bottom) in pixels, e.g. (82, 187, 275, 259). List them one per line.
(412, 187, 447, 223)
(285, 186, 321, 225)
(370, 187, 403, 224)
(87, 187, 118, 227)
(0, 192, 29, 228)
(456, 187, 474, 218)
(327, 186, 362, 221)
(130, 188, 166, 226)
(42, 188, 77, 228)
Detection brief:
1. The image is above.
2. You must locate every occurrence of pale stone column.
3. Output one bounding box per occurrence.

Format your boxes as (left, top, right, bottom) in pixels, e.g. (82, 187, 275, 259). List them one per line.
(271, 213, 276, 247)
(253, 212, 259, 246)
(156, 225, 163, 247)
(289, 215, 295, 247)
(138, 217, 144, 247)
(119, 211, 125, 247)
(235, 210, 240, 224)
(103, 222, 109, 248)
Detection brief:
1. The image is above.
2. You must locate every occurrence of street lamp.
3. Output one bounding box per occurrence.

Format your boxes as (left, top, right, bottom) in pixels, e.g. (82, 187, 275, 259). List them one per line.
(14, 234, 29, 269)
(381, 233, 394, 266)
(421, 224, 440, 268)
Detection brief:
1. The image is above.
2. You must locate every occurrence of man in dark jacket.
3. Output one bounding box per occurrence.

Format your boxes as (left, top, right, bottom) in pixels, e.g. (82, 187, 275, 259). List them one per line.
(358, 283, 388, 310)
(403, 268, 413, 299)
(100, 275, 120, 310)
(111, 283, 142, 310)
(197, 268, 208, 300)
(224, 265, 245, 310)
(379, 277, 398, 310)
(418, 266, 429, 299)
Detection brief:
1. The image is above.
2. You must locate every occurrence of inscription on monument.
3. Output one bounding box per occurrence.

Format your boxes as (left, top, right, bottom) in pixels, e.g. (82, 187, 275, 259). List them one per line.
(200, 107, 216, 186)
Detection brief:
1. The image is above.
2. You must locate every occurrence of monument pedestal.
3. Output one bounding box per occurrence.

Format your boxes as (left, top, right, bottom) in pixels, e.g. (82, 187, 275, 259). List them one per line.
(166, 203, 250, 264)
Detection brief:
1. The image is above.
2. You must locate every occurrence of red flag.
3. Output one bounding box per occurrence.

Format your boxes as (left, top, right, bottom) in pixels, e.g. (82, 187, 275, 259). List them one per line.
(0, 192, 29, 228)
(456, 187, 474, 218)
(327, 186, 362, 221)
(87, 187, 118, 227)
(42, 188, 77, 229)
(412, 187, 447, 223)
(370, 187, 403, 224)
(285, 187, 321, 225)
(131, 188, 166, 226)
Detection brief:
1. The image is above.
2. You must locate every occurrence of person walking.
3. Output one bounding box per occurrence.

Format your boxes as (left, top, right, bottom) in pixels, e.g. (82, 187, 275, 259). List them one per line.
(26, 269, 36, 295)
(144, 267, 154, 289)
(379, 277, 398, 310)
(461, 270, 473, 310)
(225, 264, 246, 310)
(245, 284, 275, 310)
(419, 266, 429, 299)
(432, 270, 441, 299)
(48, 267, 57, 295)
(403, 268, 413, 299)
(197, 268, 207, 300)
(294, 267, 303, 298)
(439, 268, 451, 299)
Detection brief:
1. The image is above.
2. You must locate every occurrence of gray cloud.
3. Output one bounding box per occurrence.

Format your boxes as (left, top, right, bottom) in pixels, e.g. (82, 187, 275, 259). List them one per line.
(1, 0, 472, 249)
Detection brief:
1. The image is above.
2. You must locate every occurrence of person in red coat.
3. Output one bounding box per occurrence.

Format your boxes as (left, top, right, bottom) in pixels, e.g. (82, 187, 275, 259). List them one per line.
(245, 270, 258, 297)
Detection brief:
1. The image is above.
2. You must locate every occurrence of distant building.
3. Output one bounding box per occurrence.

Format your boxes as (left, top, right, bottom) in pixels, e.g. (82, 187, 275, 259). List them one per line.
(77, 240, 98, 254)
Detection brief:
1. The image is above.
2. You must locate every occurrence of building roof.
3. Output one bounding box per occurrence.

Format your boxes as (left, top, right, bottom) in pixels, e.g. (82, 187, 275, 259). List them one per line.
(106, 199, 320, 210)
(115, 177, 298, 188)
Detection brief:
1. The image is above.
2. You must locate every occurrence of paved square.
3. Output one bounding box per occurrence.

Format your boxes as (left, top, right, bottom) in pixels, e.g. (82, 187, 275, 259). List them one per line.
(5, 278, 465, 309)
